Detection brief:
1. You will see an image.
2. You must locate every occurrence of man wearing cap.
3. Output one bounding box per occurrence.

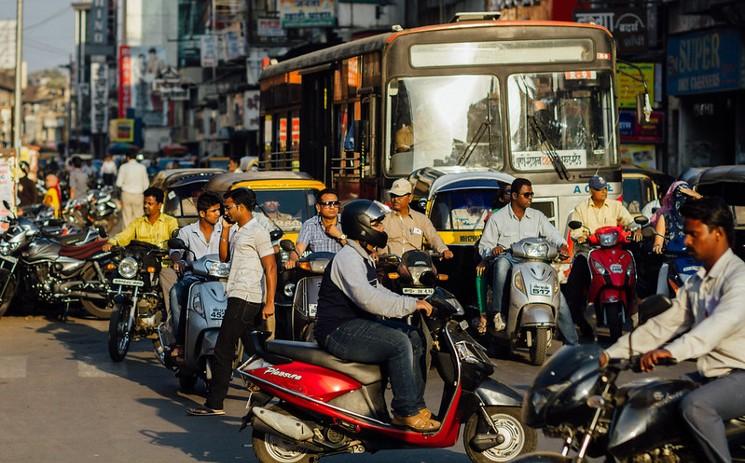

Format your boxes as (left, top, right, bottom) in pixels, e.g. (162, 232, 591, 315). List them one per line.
(381, 178, 454, 260)
(565, 175, 637, 340)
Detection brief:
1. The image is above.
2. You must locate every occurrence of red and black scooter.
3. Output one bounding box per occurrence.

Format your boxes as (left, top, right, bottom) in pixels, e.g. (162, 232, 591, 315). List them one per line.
(569, 218, 646, 342)
(236, 287, 536, 463)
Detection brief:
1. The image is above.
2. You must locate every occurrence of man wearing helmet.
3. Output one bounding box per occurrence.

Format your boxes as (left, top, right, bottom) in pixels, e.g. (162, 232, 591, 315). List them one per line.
(314, 199, 439, 432)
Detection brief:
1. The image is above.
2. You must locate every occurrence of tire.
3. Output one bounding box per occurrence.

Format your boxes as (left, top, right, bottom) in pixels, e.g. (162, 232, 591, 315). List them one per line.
(529, 327, 549, 366)
(108, 303, 133, 362)
(80, 267, 113, 319)
(463, 406, 537, 463)
(0, 276, 17, 318)
(605, 302, 624, 342)
(251, 405, 317, 463)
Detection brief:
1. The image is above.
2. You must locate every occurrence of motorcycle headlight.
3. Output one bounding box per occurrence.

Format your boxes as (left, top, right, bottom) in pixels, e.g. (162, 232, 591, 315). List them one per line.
(118, 257, 139, 279)
(206, 261, 230, 277)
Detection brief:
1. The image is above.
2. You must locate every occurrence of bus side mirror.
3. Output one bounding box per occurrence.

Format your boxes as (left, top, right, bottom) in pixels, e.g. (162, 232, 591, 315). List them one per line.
(636, 91, 652, 124)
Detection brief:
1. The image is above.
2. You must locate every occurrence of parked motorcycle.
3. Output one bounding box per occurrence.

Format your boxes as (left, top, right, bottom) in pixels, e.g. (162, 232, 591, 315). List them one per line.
(237, 286, 536, 463)
(107, 241, 168, 361)
(515, 295, 745, 463)
(277, 240, 333, 342)
(65, 187, 119, 233)
(478, 237, 562, 365)
(0, 201, 112, 319)
(568, 217, 646, 342)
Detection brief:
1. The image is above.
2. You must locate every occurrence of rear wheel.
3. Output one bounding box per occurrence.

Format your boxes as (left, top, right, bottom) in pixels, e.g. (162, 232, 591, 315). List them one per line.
(463, 406, 536, 463)
(80, 267, 113, 319)
(251, 405, 317, 463)
(108, 302, 133, 362)
(0, 276, 17, 318)
(529, 327, 549, 366)
(604, 302, 624, 342)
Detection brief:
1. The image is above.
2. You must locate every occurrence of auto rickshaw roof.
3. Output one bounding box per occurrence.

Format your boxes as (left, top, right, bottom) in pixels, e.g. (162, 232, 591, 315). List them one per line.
(204, 171, 319, 194)
(679, 167, 709, 186)
(695, 165, 745, 186)
(429, 169, 515, 195)
(151, 168, 224, 189)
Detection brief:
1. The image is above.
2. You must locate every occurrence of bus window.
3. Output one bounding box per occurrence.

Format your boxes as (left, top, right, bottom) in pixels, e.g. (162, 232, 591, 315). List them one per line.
(507, 72, 616, 172)
(386, 75, 503, 176)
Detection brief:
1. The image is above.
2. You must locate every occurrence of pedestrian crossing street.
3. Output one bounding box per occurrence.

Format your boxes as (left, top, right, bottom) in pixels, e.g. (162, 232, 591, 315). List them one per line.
(0, 353, 129, 379)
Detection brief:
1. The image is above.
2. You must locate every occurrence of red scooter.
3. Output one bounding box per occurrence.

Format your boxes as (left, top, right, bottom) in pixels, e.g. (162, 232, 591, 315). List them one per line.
(569, 219, 645, 342)
(236, 287, 536, 463)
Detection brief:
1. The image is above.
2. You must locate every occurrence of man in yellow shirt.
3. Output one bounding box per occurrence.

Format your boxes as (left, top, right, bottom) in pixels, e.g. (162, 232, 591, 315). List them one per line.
(103, 187, 179, 320)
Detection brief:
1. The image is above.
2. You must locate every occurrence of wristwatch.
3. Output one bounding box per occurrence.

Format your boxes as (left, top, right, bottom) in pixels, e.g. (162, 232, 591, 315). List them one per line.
(339, 234, 347, 241)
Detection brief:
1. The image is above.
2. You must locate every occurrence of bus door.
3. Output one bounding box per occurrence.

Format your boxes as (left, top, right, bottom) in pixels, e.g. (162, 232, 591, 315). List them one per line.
(300, 69, 333, 184)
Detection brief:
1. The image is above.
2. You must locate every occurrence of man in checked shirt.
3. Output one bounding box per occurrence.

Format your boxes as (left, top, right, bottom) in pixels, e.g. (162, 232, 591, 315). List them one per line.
(285, 188, 347, 268)
(601, 197, 745, 463)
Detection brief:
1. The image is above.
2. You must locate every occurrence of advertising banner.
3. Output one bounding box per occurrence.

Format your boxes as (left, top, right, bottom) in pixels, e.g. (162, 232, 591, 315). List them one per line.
(119, 46, 168, 124)
(118, 46, 131, 118)
(244, 90, 260, 131)
(279, 0, 335, 28)
(619, 109, 664, 144)
(257, 17, 286, 38)
(616, 62, 655, 108)
(201, 35, 218, 67)
(109, 118, 135, 143)
(90, 60, 109, 134)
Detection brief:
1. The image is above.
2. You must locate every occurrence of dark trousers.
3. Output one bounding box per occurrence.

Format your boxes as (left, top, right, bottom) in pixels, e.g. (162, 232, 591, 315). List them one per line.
(205, 297, 262, 410)
(564, 254, 595, 338)
(170, 274, 200, 345)
(680, 370, 745, 463)
(324, 318, 426, 417)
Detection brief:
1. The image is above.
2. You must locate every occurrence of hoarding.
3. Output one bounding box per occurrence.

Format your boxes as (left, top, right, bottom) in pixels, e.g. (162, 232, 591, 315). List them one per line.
(91, 60, 109, 134)
(279, 0, 335, 28)
(118, 45, 168, 124)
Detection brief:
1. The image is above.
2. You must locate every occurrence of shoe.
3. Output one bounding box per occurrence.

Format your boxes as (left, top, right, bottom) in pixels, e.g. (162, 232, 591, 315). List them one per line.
(392, 409, 440, 432)
(187, 406, 225, 416)
(493, 313, 506, 331)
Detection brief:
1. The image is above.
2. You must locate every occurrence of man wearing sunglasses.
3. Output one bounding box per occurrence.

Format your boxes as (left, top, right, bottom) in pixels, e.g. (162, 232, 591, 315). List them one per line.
(286, 189, 346, 269)
(479, 178, 568, 331)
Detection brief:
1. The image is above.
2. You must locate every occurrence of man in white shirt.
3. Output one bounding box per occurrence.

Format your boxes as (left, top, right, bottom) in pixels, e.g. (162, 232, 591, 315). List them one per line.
(116, 153, 150, 227)
(601, 197, 745, 463)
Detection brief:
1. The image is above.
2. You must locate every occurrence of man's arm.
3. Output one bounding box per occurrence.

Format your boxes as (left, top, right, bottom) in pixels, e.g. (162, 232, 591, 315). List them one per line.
(115, 165, 125, 188)
(539, 213, 567, 249)
(108, 219, 137, 247)
(420, 214, 449, 254)
(260, 253, 277, 319)
(569, 206, 587, 240)
(219, 220, 232, 262)
(478, 213, 500, 259)
(616, 202, 635, 228)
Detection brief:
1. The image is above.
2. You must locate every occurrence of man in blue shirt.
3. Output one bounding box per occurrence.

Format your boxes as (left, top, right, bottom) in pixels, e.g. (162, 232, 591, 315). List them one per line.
(286, 188, 346, 268)
(478, 178, 568, 331)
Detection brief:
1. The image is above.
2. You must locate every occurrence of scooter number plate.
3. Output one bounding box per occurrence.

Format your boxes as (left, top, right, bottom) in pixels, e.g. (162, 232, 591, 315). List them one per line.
(112, 278, 144, 287)
(530, 284, 552, 296)
(308, 304, 317, 317)
(610, 263, 623, 274)
(402, 287, 435, 296)
(210, 308, 225, 320)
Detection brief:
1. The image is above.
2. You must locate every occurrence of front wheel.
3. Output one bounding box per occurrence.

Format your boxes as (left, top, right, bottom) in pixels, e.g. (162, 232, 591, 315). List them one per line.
(604, 302, 624, 342)
(108, 302, 134, 362)
(80, 267, 113, 319)
(529, 327, 549, 366)
(463, 406, 537, 463)
(0, 275, 17, 318)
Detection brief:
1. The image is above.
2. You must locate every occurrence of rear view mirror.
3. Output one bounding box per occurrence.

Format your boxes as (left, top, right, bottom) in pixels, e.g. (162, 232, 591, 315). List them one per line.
(636, 92, 652, 124)
(270, 229, 284, 242)
(634, 216, 649, 226)
(2, 200, 10, 210)
(568, 220, 583, 230)
(279, 239, 295, 252)
(168, 238, 188, 250)
(639, 294, 673, 323)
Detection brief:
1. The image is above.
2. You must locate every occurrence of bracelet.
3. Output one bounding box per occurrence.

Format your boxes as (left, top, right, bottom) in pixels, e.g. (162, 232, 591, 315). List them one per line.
(220, 237, 229, 242)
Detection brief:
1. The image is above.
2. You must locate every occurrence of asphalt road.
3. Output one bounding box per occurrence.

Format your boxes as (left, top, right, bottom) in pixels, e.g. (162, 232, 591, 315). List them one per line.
(0, 313, 695, 463)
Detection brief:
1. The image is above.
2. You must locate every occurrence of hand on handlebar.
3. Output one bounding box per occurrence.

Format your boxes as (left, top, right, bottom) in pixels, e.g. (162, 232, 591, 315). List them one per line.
(640, 349, 674, 372)
(416, 299, 433, 317)
(442, 249, 454, 260)
(492, 245, 505, 256)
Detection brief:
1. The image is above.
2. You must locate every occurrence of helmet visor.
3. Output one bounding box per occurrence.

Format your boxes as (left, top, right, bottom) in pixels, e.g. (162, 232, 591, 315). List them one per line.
(364, 200, 390, 225)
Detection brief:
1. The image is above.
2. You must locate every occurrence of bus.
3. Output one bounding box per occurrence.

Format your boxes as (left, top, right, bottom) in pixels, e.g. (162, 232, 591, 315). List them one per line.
(259, 13, 622, 232)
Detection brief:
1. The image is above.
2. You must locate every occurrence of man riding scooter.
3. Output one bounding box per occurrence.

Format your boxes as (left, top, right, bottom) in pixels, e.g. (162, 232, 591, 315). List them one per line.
(565, 175, 639, 341)
(314, 199, 439, 432)
(478, 178, 573, 340)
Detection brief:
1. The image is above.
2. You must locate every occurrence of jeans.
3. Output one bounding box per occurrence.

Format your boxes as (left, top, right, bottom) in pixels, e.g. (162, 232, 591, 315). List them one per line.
(556, 292, 579, 345)
(680, 370, 745, 463)
(489, 253, 517, 318)
(205, 297, 262, 410)
(564, 253, 595, 339)
(324, 318, 425, 417)
(170, 273, 200, 345)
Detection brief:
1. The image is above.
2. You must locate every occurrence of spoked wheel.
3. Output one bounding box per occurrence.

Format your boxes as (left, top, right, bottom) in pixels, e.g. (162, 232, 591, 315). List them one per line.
(529, 327, 549, 366)
(604, 302, 624, 342)
(108, 303, 133, 362)
(252, 406, 318, 463)
(80, 267, 113, 319)
(463, 406, 537, 463)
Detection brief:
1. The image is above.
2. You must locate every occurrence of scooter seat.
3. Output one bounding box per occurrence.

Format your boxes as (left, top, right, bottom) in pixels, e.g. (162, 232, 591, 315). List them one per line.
(266, 340, 382, 385)
(59, 239, 106, 260)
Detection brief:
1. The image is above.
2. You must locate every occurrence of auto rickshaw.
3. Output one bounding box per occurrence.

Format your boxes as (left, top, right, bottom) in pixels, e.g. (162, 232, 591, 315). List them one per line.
(621, 165, 673, 219)
(693, 165, 745, 260)
(150, 168, 225, 227)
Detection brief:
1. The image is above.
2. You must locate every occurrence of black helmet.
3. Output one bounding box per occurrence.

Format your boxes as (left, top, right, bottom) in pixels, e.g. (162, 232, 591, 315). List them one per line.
(341, 199, 389, 249)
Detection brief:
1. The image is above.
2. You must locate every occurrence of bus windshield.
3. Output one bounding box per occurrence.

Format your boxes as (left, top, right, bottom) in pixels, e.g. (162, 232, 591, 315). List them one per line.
(507, 71, 616, 172)
(386, 75, 503, 176)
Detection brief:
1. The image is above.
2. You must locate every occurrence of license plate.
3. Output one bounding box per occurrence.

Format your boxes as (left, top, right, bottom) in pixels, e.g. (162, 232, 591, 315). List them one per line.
(113, 278, 144, 287)
(210, 308, 225, 320)
(610, 263, 623, 274)
(308, 303, 317, 317)
(530, 283, 552, 296)
(402, 287, 435, 295)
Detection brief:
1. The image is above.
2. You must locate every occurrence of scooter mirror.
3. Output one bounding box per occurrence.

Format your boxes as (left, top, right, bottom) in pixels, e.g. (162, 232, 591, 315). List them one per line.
(634, 216, 649, 226)
(279, 239, 295, 252)
(270, 229, 284, 242)
(2, 200, 10, 210)
(168, 238, 188, 250)
(638, 294, 673, 324)
(568, 220, 583, 230)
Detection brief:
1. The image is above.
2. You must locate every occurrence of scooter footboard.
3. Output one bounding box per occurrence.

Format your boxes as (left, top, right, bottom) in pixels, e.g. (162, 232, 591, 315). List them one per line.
(520, 304, 555, 327)
(475, 377, 523, 407)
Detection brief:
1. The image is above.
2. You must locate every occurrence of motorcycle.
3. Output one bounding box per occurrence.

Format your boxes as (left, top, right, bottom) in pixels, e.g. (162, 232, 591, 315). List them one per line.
(236, 286, 536, 463)
(277, 240, 333, 342)
(379, 249, 449, 298)
(157, 238, 237, 390)
(0, 201, 113, 319)
(107, 241, 168, 362)
(479, 237, 562, 365)
(515, 295, 745, 463)
(656, 237, 702, 297)
(568, 217, 646, 342)
(64, 188, 119, 233)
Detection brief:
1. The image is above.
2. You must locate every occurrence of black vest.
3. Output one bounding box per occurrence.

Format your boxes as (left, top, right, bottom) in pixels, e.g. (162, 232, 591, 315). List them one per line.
(314, 254, 378, 344)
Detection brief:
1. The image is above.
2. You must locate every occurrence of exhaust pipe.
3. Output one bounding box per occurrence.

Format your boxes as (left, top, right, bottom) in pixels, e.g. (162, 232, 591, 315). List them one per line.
(252, 407, 314, 441)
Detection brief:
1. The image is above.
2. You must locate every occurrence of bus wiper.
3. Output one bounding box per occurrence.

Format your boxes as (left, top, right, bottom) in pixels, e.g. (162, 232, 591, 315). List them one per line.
(457, 121, 490, 166)
(529, 115, 569, 180)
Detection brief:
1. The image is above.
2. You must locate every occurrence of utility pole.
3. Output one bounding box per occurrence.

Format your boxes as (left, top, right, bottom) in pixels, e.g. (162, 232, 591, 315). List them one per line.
(12, 0, 23, 214)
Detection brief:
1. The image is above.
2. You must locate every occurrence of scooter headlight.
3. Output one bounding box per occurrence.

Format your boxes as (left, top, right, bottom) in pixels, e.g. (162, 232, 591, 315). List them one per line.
(591, 259, 607, 275)
(523, 242, 549, 258)
(206, 261, 230, 278)
(514, 271, 527, 295)
(598, 231, 619, 247)
(118, 257, 139, 279)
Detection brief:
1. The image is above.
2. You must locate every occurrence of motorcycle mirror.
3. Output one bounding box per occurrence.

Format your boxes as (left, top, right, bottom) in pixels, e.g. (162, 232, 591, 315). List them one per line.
(638, 294, 673, 324)
(2, 200, 10, 210)
(168, 238, 188, 250)
(279, 239, 295, 252)
(634, 216, 649, 226)
(270, 229, 284, 242)
(568, 220, 583, 230)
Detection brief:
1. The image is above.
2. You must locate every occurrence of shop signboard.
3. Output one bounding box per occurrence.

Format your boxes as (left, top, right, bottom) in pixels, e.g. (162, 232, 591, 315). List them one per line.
(257, 17, 286, 38)
(667, 28, 744, 95)
(616, 62, 655, 109)
(279, 0, 335, 28)
(574, 7, 647, 55)
(619, 109, 664, 144)
(109, 118, 135, 143)
(90, 60, 109, 134)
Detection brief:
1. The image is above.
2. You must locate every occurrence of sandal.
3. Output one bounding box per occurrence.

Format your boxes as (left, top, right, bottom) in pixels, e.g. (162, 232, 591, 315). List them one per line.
(392, 409, 440, 432)
(187, 406, 225, 416)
